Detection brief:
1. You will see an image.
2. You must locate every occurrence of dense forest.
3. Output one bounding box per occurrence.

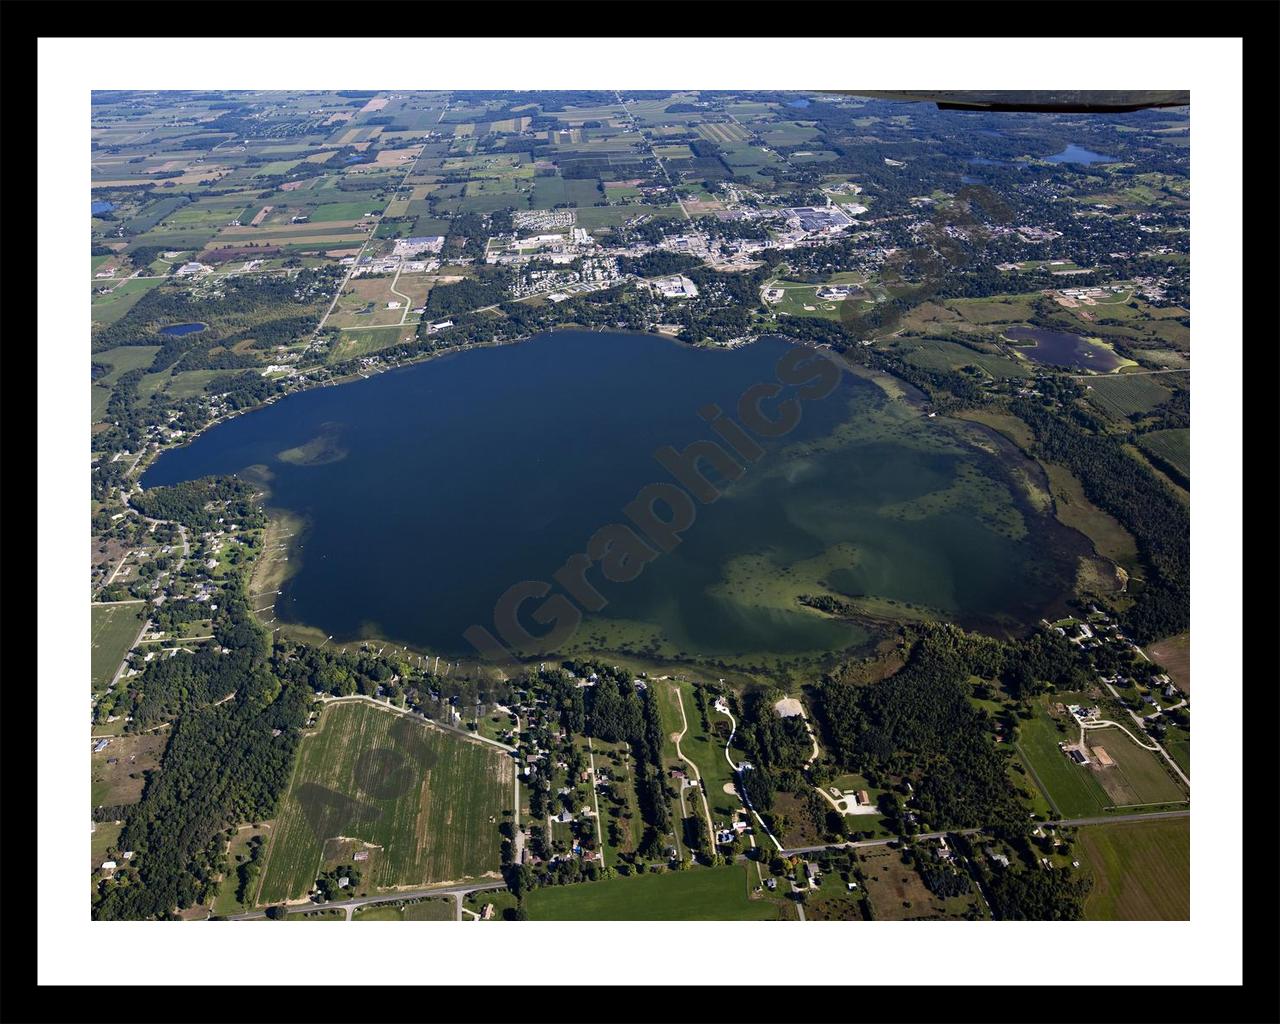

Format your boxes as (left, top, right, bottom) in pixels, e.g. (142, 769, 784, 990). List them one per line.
(817, 626, 1038, 835)
(129, 475, 263, 531)
(92, 591, 308, 920)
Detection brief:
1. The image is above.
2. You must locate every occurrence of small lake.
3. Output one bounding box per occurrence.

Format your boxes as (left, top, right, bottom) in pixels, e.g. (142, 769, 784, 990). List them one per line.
(787, 98, 811, 108)
(966, 156, 1030, 173)
(143, 330, 1088, 667)
(1004, 326, 1124, 372)
(1046, 144, 1114, 165)
(92, 200, 115, 215)
(159, 322, 207, 337)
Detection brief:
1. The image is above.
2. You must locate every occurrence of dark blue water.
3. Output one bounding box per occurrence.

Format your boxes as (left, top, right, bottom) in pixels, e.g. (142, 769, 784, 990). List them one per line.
(92, 200, 115, 215)
(1046, 144, 1114, 165)
(143, 330, 1084, 660)
(159, 322, 207, 336)
(1004, 326, 1123, 372)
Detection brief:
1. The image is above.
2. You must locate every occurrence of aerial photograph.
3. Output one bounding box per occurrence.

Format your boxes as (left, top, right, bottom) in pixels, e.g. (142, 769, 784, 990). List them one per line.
(87, 87, 1193, 925)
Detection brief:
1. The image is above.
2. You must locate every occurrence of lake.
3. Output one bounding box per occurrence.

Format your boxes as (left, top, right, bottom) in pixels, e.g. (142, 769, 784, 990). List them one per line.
(1046, 143, 1114, 165)
(142, 330, 1088, 670)
(1004, 326, 1124, 372)
(92, 200, 115, 215)
(159, 322, 207, 336)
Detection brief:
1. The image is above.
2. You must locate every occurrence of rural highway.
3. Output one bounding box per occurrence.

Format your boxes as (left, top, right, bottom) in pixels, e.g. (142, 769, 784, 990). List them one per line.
(778, 808, 1190, 856)
(224, 878, 506, 921)
(223, 808, 1191, 918)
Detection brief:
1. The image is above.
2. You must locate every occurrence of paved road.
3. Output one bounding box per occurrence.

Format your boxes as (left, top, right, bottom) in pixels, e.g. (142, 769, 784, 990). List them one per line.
(225, 879, 505, 921)
(778, 808, 1190, 856)
(585, 736, 605, 864)
(1051, 809, 1189, 828)
(223, 808, 1192, 919)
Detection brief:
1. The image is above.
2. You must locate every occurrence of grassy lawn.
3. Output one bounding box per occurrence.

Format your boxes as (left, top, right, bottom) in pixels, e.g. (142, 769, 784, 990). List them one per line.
(353, 897, 455, 921)
(1161, 724, 1190, 776)
(667, 681, 739, 820)
(91, 820, 124, 871)
(591, 739, 644, 862)
(91, 603, 147, 690)
(524, 863, 791, 920)
(256, 700, 514, 904)
(465, 889, 520, 920)
(1078, 817, 1189, 920)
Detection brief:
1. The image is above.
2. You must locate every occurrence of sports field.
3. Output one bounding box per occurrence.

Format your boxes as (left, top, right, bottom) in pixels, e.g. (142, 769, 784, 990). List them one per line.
(255, 700, 513, 905)
(524, 863, 790, 920)
(1078, 817, 1189, 920)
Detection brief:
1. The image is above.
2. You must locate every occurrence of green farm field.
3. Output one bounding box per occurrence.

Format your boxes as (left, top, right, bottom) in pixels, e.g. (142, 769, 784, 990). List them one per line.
(1014, 705, 1112, 818)
(524, 863, 792, 920)
(1078, 816, 1189, 920)
(91, 278, 166, 326)
(91, 602, 147, 690)
(1138, 428, 1190, 482)
(902, 338, 1031, 379)
(255, 700, 514, 905)
(1084, 374, 1173, 419)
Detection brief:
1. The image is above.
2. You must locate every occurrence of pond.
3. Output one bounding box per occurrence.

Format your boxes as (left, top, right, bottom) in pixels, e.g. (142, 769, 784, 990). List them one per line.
(1004, 326, 1125, 372)
(158, 322, 207, 336)
(1046, 143, 1115, 165)
(142, 330, 1089, 667)
(92, 200, 116, 215)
